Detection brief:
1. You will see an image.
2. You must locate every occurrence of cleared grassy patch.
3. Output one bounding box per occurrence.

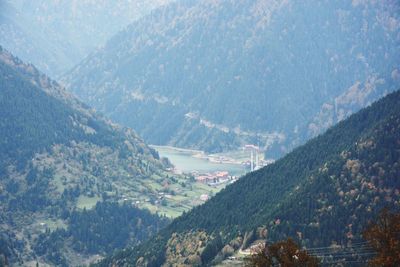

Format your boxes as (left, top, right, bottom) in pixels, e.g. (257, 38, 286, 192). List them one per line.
(76, 195, 101, 210)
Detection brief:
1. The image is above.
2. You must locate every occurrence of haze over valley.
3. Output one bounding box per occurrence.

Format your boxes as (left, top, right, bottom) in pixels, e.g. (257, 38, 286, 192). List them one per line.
(0, 1, 399, 266)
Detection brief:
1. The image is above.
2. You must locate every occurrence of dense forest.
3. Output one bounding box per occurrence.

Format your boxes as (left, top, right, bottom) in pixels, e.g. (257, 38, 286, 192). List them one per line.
(32, 202, 169, 266)
(0, 47, 173, 266)
(64, 0, 400, 156)
(97, 90, 400, 266)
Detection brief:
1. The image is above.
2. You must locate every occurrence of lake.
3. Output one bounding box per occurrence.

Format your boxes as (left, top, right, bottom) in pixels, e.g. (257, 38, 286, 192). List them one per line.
(151, 145, 246, 176)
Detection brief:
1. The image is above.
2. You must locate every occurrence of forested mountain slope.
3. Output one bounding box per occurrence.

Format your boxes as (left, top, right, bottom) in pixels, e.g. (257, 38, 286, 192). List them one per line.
(0, 47, 173, 266)
(0, 0, 172, 77)
(98, 90, 400, 266)
(64, 0, 400, 156)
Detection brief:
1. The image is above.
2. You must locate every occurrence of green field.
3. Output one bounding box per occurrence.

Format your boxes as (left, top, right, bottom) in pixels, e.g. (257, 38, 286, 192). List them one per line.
(139, 146, 249, 217)
(68, 146, 247, 218)
(76, 195, 101, 210)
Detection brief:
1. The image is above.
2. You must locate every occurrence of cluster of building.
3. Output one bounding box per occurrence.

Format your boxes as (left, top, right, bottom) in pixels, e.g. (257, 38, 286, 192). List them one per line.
(194, 171, 236, 186)
(192, 145, 275, 187)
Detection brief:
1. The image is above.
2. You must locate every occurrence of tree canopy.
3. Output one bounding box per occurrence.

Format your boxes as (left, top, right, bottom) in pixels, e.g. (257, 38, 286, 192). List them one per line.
(245, 238, 319, 267)
(363, 208, 400, 267)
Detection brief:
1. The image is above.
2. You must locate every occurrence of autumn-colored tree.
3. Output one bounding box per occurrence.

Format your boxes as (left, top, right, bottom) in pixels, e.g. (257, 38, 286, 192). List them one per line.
(363, 208, 400, 267)
(245, 238, 319, 267)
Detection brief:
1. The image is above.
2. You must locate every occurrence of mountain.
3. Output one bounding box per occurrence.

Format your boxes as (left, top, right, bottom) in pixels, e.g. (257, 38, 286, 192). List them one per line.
(63, 0, 400, 157)
(97, 90, 400, 266)
(0, 0, 172, 77)
(0, 47, 180, 266)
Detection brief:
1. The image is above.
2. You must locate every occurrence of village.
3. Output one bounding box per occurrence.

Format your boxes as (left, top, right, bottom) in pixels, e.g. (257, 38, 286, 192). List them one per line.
(193, 170, 237, 186)
(192, 144, 274, 187)
(120, 144, 278, 215)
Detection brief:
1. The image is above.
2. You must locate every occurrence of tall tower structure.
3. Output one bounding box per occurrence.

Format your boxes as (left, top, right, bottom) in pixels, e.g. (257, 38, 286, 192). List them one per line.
(245, 144, 260, 172)
(250, 149, 254, 171)
(255, 149, 259, 170)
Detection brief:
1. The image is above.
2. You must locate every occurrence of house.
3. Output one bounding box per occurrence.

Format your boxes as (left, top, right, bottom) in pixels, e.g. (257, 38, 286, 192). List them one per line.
(200, 194, 209, 201)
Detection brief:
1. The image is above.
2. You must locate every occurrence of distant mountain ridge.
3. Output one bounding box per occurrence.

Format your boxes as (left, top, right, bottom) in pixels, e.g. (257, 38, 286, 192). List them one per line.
(97, 90, 400, 266)
(0, 0, 172, 77)
(64, 0, 400, 156)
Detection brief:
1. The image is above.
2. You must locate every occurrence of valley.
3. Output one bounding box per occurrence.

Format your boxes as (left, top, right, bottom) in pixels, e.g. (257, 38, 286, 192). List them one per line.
(0, 47, 236, 266)
(98, 90, 400, 267)
(63, 0, 400, 158)
(1, 1, 399, 266)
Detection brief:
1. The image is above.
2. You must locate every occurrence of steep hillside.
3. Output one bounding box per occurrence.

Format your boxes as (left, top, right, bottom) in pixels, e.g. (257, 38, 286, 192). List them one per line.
(64, 0, 400, 156)
(98, 91, 400, 266)
(0, 47, 194, 266)
(0, 0, 172, 77)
